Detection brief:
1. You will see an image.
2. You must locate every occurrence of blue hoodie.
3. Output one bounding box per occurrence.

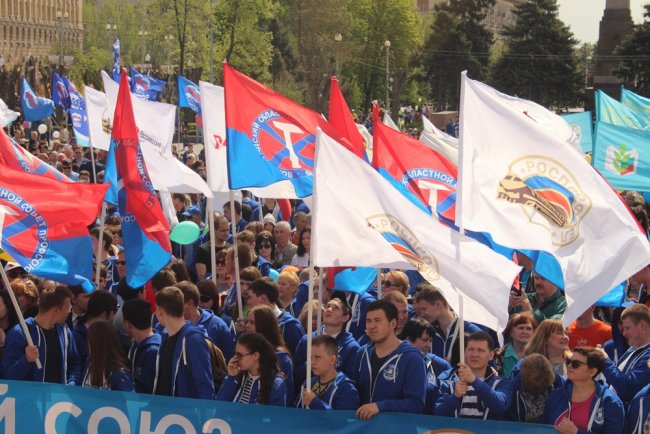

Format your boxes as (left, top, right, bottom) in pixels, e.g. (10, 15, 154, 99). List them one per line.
(152, 322, 215, 400)
(128, 333, 161, 394)
(601, 343, 650, 405)
(353, 340, 426, 414)
(277, 349, 294, 404)
(423, 352, 452, 415)
(217, 372, 287, 406)
(288, 282, 309, 318)
(277, 310, 304, 354)
(345, 291, 376, 341)
(81, 367, 134, 392)
(2, 317, 81, 386)
(626, 383, 650, 434)
(432, 318, 482, 364)
(541, 380, 624, 434)
(435, 366, 513, 419)
(72, 321, 89, 369)
(293, 328, 360, 392)
(194, 308, 235, 360)
(294, 372, 360, 410)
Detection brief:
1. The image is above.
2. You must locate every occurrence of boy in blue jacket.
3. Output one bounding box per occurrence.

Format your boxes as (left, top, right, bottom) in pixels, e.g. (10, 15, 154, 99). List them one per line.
(435, 332, 512, 420)
(295, 335, 359, 410)
(3, 286, 81, 385)
(122, 299, 161, 394)
(354, 300, 426, 420)
(152, 286, 215, 400)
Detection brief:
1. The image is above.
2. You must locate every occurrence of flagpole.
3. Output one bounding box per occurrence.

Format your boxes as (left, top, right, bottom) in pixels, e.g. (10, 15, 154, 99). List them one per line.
(89, 145, 98, 184)
(229, 190, 244, 320)
(258, 197, 264, 223)
(459, 294, 465, 365)
(95, 204, 107, 285)
(305, 257, 316, 398)
(376, 269, 382, 299)
(208, 197, 217, 285)
(316, 271, 323, 332)
(0, 267, 42, 369)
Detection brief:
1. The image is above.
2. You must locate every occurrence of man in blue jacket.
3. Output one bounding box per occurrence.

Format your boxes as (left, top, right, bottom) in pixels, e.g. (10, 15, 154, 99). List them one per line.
(354, 300, 426, 420)
(175, 280, 235, 360)
(435, 332, 512, 419)
(626, 383, 650, 434)
(122, 299, 161, 394)
(152, 286, 215, 400)
(3, 286, 81, 385)
(296, 335, 359, 410)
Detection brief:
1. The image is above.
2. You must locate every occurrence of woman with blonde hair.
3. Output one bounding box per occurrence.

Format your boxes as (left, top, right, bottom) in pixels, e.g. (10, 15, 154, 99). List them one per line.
(525, 319, 571, 376)
(277, 272, 299, 311)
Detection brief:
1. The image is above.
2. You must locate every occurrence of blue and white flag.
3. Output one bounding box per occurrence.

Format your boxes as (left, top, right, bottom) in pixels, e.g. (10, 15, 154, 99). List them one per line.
(51, 72, 71, 109)
(62, 76, 90, 148)
(561, 112, 593, 153)
(178, 75, 201, 114)
(0, 97, 18, 127)
(593, 121, 650, 192)
(596, 89, 649, 130)
(21, 78, 54, 122)
(112, 38, 121, 82)
(130, 66, 166, 101)
(621, 87, 650, 125)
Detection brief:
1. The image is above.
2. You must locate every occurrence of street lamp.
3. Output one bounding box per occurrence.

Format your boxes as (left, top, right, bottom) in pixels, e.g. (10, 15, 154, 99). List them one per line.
(209, 0, 216, 83)
(334, 33, 342, 76)
(138, 30, 149, 67)
(56, 10, 69, 67)
(384, 39, 391, 115)
(164, 34, 174, 73)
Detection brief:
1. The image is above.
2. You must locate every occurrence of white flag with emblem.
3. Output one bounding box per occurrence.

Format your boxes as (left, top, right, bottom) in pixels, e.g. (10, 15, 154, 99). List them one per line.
(312, 129, 521, 332)
(456, 73, 650, 326)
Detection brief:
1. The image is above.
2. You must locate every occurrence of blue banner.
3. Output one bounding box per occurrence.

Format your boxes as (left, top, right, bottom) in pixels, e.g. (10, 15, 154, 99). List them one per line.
(561, 112, 593, 153)
(62, 76, 90, 148)
(130, 66, 166, 101)
(21, 78, 54, 122)
(0, 380, 555, 434)
(51, 72, 71, 110)
(177, 75, 202, 114)
(595, 89, 649, 130)
(593, 121, 650, 191)
(621, 87, 650, 125)
(112, 38, 121, 82)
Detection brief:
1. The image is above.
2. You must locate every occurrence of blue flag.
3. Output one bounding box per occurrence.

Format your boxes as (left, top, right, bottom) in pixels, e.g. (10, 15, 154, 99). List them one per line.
(129, 67, 166, 101)
(561, 112, 593, 153)
(21, 78, 54, 122)
(177, 75, 202, 113)
(621, 87, 650, 125)
(595, 281, 627, 307)
(103, 139, 119, 206)
(112, 38, 121, 82)
(334, 267, 377, 295)
(595, 89, 649, 130)
(51, 72, 71, 110)
(593, 121, 650, 191)
(62, 76, 90, 148)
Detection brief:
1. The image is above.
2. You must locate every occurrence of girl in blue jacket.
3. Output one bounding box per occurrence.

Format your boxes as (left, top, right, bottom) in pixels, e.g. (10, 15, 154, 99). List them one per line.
(82, 320, 133, 392)
(217, 332, 287, 406)
(541, 347, 624, 434)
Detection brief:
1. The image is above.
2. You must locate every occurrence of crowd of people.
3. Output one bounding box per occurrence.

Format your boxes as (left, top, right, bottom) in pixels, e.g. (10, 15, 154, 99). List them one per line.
(1, 122, 650, 434)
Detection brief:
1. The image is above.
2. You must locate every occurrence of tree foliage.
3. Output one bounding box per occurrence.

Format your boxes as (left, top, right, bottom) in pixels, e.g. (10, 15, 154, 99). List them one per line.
(614, 5, 650, 95)
(489, 0, 582, 108)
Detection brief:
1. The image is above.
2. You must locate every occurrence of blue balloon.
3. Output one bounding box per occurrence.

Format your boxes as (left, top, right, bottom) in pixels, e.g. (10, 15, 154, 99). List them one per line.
(269, 269, 280, 282)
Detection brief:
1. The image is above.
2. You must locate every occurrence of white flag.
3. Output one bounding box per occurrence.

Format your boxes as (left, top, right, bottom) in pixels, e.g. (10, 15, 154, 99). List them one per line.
(457, 73, 650, 326)
(419, 116, 459, 164)
(0, 98, 19, 127)
(383, 112, 399, 131)
(84, 85, 111, 151)
(101, 71, 212, 197)
(199, 80, 306, 199)
(312, 129, 521, 332)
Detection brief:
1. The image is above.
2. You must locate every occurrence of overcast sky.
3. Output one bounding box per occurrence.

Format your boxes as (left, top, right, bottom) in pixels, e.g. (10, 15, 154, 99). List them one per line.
(558, 0, 647, 43)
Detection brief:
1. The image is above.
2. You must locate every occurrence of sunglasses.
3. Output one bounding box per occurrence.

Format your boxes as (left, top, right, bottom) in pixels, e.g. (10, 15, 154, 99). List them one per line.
(565, 359, 588, 369)
(259, 243, 272, 249)
(382, 281, 399, 288)
(217, 260, 226, 266)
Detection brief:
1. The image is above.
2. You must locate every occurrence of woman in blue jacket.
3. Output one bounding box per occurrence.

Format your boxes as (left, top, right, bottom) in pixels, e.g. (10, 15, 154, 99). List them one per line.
(82, 320, 133, 391)
(541, 347, 624, 434)
(217, 332, 287, 406)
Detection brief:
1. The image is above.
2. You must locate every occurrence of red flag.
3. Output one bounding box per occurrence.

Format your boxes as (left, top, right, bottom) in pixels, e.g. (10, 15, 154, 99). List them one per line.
(0, 131, 72, 182)
(328, 77, 366, 159)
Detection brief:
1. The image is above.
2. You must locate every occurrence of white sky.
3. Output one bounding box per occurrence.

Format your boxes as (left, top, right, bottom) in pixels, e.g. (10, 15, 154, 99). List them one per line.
(558, 0, 647, 43)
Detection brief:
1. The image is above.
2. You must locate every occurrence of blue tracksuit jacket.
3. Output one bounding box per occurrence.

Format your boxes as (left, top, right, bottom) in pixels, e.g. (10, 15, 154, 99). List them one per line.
(625, 383, 650, 434)
(128, 333, 161, 394)
(195, 308, 235, 360)
(294, 371, 360, 410)
(217, 372, 287, 406)
(602, 343, 650, 405)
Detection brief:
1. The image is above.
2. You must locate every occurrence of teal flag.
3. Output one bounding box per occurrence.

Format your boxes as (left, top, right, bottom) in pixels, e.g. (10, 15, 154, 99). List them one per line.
(595, 89, 649, 130)
(621, 87, 650, 124)
(561, 112, 593, 153)
(593, 121, 650, 191)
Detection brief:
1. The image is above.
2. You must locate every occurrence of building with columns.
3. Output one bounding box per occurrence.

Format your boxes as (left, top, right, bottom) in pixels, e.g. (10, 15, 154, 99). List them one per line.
(0, 0, 84, 68)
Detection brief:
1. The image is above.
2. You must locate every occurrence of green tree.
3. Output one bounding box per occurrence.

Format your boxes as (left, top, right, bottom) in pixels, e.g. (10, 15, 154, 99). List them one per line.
(490, 0, 582, 108)
(68, 47, 112, 89)
(418, 0, 495, 110)
(614, 5, 650, 95)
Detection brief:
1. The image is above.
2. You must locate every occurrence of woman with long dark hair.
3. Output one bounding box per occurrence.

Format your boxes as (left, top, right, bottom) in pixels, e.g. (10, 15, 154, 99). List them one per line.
(83, 320, 134, 391)
(217, 332, 287, 406)
(290, 228, 310, 269)
(255, 231, 276, 265)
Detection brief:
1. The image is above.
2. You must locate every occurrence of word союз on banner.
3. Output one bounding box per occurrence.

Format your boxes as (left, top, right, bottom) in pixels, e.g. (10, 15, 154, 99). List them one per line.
(0, 380, 555, 434)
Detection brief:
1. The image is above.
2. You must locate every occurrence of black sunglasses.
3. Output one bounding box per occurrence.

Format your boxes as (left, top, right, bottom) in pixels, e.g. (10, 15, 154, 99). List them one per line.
(259, 242, 272, 249)
(565, 359, 588, 369)
(217, 260, 226, 266)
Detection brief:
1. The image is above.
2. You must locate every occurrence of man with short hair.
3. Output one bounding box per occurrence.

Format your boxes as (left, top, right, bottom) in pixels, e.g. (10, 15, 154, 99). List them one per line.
(273, 221, 297, 267)
(296, 335, 360, 410)
(508, 272, 567, 322)
(73, 290, 118, 368)
(3, 286, 81, 385)
(153, 286, 215, 399)
(60, 159, 79, 181)
(415, 285, 481, 365)
(247, 277, 305, 353)
(354, 300, 426, 419)
(567, 305, 612, 348)
(294, 297, 360, 389)
(223, 200, 248, 234)
(123, 299, 161, 394)
(435, 332, 512, 419)
(195, 215, 232, 280)
(601, 303, 650, 405)
(175, 280, 235, 359)
(66, 285, 90, 329)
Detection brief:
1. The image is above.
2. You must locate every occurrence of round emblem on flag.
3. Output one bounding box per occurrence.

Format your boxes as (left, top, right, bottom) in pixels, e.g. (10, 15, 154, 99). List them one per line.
(0, 188, 49, 272)
(251, 109, 314, 178)
(497, 156, 591, 247)
(23, 89, 41, 110)
(184, 85, 201, 112)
